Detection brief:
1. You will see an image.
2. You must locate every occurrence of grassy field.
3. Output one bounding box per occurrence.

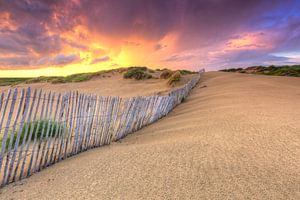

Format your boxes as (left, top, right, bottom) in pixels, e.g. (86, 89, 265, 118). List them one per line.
(0, 78, 31, 86)
(220, 65, 300, 77)
(0, 68, 127, 86)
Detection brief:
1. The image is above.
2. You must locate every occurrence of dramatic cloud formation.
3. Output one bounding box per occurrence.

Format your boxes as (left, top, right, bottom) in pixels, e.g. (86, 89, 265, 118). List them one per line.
(0, 0, 299, 76)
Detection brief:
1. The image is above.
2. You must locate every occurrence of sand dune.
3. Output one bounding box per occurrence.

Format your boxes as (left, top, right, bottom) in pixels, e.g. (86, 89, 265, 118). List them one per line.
(0, 72, 299, 199)
(0, 72, 196, 97)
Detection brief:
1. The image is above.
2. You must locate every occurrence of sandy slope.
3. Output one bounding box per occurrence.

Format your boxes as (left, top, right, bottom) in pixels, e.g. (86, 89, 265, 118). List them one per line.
(0, 72, 299, 199)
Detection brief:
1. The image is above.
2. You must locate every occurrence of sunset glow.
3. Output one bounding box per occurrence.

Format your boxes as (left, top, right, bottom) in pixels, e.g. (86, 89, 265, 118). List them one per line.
(0, 0, 300, 77)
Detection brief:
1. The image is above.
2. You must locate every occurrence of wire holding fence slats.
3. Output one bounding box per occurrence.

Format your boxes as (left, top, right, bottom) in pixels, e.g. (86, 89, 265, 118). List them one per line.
(0, 73, 201, 187)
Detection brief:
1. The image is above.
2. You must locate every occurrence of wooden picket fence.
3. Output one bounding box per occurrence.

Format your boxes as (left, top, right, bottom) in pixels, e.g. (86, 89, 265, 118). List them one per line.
(0, 73, 200, 187)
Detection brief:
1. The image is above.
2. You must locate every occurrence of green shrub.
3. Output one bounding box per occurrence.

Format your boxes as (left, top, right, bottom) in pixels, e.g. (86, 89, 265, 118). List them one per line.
(0, 120, 62, 151)
(167, 71, 181, 85)
(123, 68, 152, 80)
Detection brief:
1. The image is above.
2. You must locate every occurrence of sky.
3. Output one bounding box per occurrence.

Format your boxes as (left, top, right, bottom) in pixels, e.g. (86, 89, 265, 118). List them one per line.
(0, 0, 300, 77)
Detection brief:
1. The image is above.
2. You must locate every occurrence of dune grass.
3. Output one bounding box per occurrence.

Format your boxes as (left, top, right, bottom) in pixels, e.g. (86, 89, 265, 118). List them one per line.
(0, 78, 31, 86)
(167, 71, 182, 85)
(123, 67, 153, 80)
(0, 120, 62, 151)
(220, 65, 300, 77)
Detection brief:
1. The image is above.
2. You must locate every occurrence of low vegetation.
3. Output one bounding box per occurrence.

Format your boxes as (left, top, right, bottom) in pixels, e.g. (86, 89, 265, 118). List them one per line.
(179, 70, 198, 75)
(0, 68, 127, 86)
(0, 78, 31, 86)
(0, 67, 199, 86)
(0, 120, 62, 151)
(160, 70, 173, 79)
(220, 65, 300, 77)
(167, 71, 182, 85)
(123, 67, 153, 80)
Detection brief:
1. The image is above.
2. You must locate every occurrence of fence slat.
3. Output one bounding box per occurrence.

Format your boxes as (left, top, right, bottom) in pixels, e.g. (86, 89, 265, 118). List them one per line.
(19, 89, 41, 179)
(43, 93, 61, 167)
(33, 91, 52, 173)
(2, 89, 25, 185)
(49, 93, 67, 164)
(12, 88, 37, 181)
(0, 89, 17, 181)
(8, 88, 31, 182)
(26, 92, 46, 176)
(63, 92, 76, 159)
(57, 93, 71, 161)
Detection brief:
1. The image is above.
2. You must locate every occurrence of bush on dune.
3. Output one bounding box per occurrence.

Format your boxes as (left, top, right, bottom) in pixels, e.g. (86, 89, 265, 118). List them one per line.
(167, 71, 182, 85)
(123, 67, 153, 80)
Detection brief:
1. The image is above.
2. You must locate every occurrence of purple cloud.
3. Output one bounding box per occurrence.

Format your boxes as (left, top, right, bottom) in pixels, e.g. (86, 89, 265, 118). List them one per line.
(91, 56, 110, 64)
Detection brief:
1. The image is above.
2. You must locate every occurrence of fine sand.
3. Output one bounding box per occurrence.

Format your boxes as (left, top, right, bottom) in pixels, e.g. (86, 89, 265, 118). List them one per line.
(0, 72, 299, 199)
(0, 72, 196, 97)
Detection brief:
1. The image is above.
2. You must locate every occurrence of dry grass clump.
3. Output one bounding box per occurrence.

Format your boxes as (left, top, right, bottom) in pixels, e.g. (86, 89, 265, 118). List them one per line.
(167, 71, 181, 85)
(160, 70, 173, 79)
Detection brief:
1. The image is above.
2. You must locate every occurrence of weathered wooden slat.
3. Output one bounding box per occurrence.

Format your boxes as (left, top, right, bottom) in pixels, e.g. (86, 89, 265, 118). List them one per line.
(26, 91, 47, 176)
(37, 92, 55, 171)
(19, 89, 41, 179)
(32, 91, 52, 173)
(84, 95, 97, 149)
(104, 96, 115, 144)
(2, 89, 25, 185)
(80, 95, 92, 150)
(110, 97, 121, 141)
(115, 98, 130, 140)
(77, 94, 89, 152)
(49, 93, 67, 164)
(57, 93, 71, 161)
(13, 88, 37, 181)
(63, 92, 76, 159)
(71, 93, 81, 155)
(0, 89, 18, 183)
(43, 93, 61, 167)
(0, 92, 4, 115)
(91, 96, 102, 147)
(8, 88, 31, 182)
(97, 96, 106, 145)
(0, 89, 12, 140)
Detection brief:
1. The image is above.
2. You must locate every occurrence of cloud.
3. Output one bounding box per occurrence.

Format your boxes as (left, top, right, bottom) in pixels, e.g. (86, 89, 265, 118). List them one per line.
(91, 56, 110, 64)
(0, 0, 300, 71)
(0, 56, 31, 69)
(51, 54, 80, 65)
(0, 53, 80, 69)
(154, 44, 167, 51)
(124, 41, 141, 46)
(163, 54, 195, 62)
